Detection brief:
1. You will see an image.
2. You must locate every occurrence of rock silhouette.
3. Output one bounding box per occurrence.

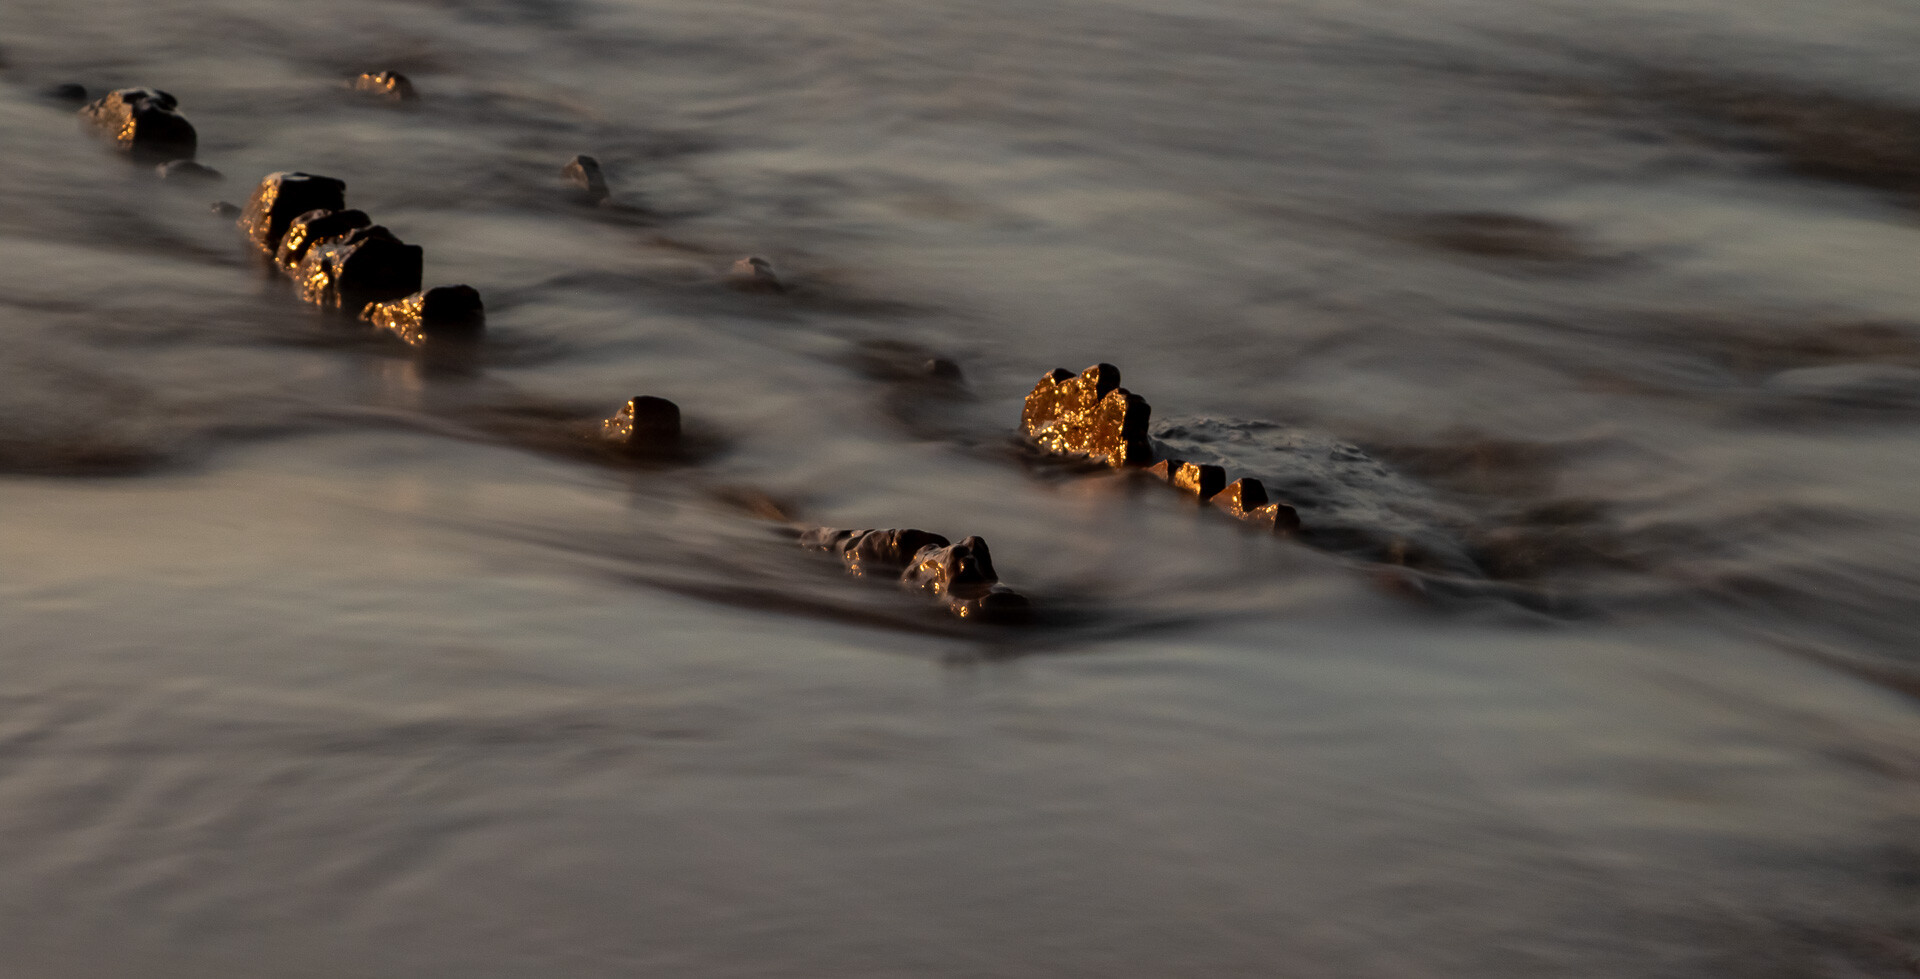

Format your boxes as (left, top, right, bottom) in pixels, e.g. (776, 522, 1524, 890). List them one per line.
(239, 172, 347, 256)
(600, 396, 682, 453)
(562, 155, 609, 204)
(351, 71, 417, 102)
(275, 208, 371, 272)
(155, 159, 221, 182)
(295, 225, 424, 313)
(726, 256, 783, 293)
(364, 286, 485, 346)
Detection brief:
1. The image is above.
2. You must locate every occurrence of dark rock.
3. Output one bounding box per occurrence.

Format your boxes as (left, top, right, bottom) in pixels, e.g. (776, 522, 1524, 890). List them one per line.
(294, 225, 424, 313)
(156, 159, 222, 182)
(1208, 477, 1301, 533)
(924, 358, 963, 382)
(78, 88, 196, 163)
(363, 286, 485, 346)
(562, 154, 609, 204)
(42, 83, 87, 105)
(600, 396, 682, 452)
(902, 535, 1030, 619)
(209, 201, 242, 219)
(275, 208, 371, 273)
(239, 172, 347, 257)
(726, 256, 783, 293)
(1020, 363, 1153, 467)
(1145, 458, 1225, 501)
(802, 527, 1029, 620)
(351, 71, 417, 102)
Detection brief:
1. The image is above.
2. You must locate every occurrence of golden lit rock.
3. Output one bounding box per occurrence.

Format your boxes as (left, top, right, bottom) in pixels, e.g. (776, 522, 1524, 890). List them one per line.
(275, 209, 370, 273)
(351, 71, 417, 102)
(1020, 363, 1152, 467)
(78, 88, 196, 163)
(1209, 477, 1301, 533)
(363, 286, 485, 346)
(801, 527, 1029, 620)
(1145, 458, 1226, 501)
(600, 396, 682, 452)
(294, 225, 423, 313)
(239, 172, 347, 257)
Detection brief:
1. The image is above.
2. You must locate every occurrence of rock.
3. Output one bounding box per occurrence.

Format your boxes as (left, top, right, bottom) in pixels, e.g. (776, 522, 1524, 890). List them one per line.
(209, 201, 242, 219)
(1145, 458, 1225, 501)
(901, 535, 1030, 619)
(239, 172, 348, 257)
(924, 358, 963, 382)
(363, 286, 485, 346)
(294, 225, 424, 313)
(274, 208, 371, 273)
(802, 527, 1029, 619)
(600, 396, 682, 452)
(562, 154, 609, 204)
(155, 159, 222, 182)
(1020, 363, 1153, 467)
(351, 71, 417, 102)
(1208, 477, 1301, 533)
(78, 88, 197, 163)
(726, 256, 783, 293)
(42, 82, 87, 105)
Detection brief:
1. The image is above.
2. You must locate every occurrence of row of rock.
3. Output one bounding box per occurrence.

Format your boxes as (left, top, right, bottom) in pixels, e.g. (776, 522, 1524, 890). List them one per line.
(799, 527, 1030, 621)
(1021, 363, 1302, 533)
(238, 171, 483, 344)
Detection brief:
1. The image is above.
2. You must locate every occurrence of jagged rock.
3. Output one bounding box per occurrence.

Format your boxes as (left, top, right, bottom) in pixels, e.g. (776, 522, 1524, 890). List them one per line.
(275, 208, 371, 273)
(363, 286, 485, 346)
(902, 536, 1030, 618)
(294, 225, 423, 313)
(562, 154, 609, 204)
(78, 88, 196, 163)
(156, 160, 221, 182)
(42, 83, 87, 105)
(1208, 477, 1301, 533)
(351, 71, 417, 102)
(1145, 458, 1226, 501)
(801, 527, 1030, 619)
(726, 256, 783, 293)
(1020, 363, 1153, 467)
(600, 396, 682, 452)
(239, 172, 347, 256)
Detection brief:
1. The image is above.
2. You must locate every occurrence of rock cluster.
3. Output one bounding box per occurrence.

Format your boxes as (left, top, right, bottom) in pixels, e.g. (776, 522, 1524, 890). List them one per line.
(1024, 363, 1299, 533)
(238, 172, 479, 340)
(78, 88, 196, 163)
(800, 527, 1029, 619)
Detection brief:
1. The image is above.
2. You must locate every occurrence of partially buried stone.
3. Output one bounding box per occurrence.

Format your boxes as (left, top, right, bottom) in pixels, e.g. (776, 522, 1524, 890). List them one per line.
(239, 172, 347, 256)
(1020, 363, 1153, 467)
(363, 286, 485, 346)
(1209, 477, 1301, 533)
(42, 83, 87, 105)
(902, 535, 1030, 619)
(1145, 458, 1225, 501)
(156, 160, 221, 182)
(600, 396, 682, 452)
(801, 528, 1029, 619)
(351, 71, 417, 102)
(275, 208, 371, 273)
(562, 154, 609, 204)
(726, 256, 783, 293)
(295, 225, 424, 313)
(78, 88, 197, 163)
(209, 201, 241, 219)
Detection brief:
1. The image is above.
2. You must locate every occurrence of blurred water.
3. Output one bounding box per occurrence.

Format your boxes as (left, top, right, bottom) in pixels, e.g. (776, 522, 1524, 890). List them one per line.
(2, 0, 1919, 975)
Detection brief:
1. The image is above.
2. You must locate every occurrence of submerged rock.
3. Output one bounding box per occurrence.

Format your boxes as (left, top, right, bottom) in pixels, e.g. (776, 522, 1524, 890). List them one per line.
(1208, 477, 1301, 533)
(78, 88, 196, 163)
(295, 225, 424, 313)
(562, 154, 609, 204)
(351, 71, 417, 102)
(239, 172, 347, 256)
(275, 208, 372, 273)
(725, 256, 783, 293)
(801, 527, 1029, 620)
(1020, 363, 1153, 467)
(155, 159, 221, 182)
(600, 396, 682, 452)
(363, 286, 485, 346)
(209, 201, 241, 219)
(42, 82, 87, 105)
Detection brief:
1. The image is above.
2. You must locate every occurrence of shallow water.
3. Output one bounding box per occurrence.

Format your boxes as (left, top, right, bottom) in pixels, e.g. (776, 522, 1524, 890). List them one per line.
(3, 0, 1920, 975)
